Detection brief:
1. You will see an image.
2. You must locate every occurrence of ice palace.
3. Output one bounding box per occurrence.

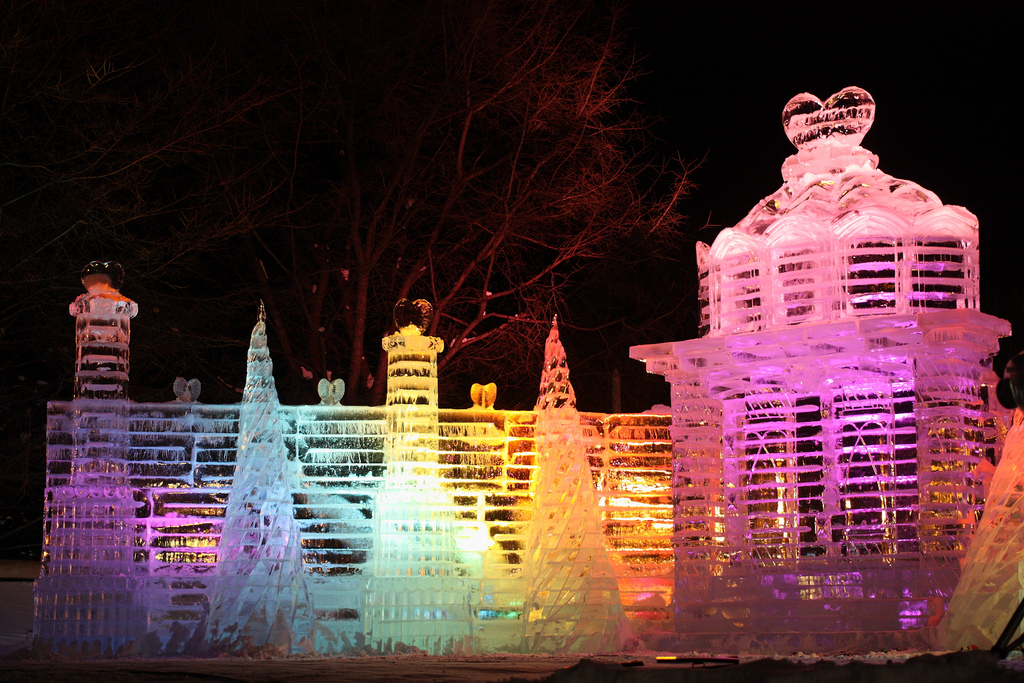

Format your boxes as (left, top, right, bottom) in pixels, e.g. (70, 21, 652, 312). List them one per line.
(32, 87, 1017, 656)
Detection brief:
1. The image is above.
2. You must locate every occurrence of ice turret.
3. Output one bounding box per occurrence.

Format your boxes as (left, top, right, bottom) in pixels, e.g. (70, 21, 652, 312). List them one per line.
(364, 299, 472, 654)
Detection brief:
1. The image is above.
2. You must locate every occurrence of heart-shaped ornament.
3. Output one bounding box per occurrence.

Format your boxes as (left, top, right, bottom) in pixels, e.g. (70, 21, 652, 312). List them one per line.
(393, 298, 433, 334)
(782, 86, 874, 149)
(81, 261, 124, 292)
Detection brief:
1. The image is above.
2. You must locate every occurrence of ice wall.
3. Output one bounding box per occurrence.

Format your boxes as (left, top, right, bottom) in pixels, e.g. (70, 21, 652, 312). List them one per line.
(522, 319, 628, 653)
(205, 305, 313, 653)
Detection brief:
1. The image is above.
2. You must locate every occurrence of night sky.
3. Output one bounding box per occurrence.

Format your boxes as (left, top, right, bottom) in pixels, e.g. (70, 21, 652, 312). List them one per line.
(627, 2, 1020, 366)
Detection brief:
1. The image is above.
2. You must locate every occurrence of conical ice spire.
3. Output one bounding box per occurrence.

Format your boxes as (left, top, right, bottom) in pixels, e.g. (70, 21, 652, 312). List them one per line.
(522, 318, 627, 653)
(206, 307, 313, 654)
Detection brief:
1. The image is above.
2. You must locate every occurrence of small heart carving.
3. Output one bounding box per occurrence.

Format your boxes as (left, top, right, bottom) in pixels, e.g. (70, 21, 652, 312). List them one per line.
(393, 298, 433, 334)
(470, 382, 497, 409)
(317, 378, 346, 405)
(782, 86, 874, 149)
(81, 261, 124, 292)
(173, 377, 202, 402)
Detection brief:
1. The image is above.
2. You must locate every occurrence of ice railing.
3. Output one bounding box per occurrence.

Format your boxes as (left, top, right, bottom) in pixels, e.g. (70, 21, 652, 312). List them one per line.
(38, 400, 672, 653)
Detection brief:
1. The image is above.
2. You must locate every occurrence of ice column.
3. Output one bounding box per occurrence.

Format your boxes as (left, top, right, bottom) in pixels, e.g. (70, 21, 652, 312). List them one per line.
(206, 304, 313, 654)
(522, 319, 628, 654)
(364, 299, 471, 654)
(34, 262, 142, 654)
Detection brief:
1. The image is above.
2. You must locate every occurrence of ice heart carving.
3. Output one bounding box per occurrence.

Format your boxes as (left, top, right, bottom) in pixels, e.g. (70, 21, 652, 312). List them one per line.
(782, 86, 874, 149)
(81, 260, 124, 292)
(173, 377, 202, 403)
(393, 298, 433, 334)
(470, 382, 497, 409)
(317, 378, 346, 405)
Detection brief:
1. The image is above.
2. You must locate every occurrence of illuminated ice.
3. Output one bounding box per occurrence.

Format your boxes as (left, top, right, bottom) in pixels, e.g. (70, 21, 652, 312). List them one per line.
(34, 86, 1012, 656)
(522, 319, 628, 653)
(363, 300, 472, 654)
(631, 86, 1009, 651)
(939, 407, 1024, 649)
(33, 262, 143, 655)
(206, 304, 313, 653)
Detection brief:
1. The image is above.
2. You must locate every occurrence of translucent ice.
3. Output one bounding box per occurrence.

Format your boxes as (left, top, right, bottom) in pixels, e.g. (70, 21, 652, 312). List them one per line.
(939, 409, 1024, 650)
(205, 305, 313, 654)
(521, 319, 628, 654)
(363, 322, 472, 654)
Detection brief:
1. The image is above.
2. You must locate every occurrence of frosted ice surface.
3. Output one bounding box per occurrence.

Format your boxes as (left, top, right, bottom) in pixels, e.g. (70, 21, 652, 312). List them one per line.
(522, 319, 628, 654)
(206, 305, 313, 653)
(939, 409, 1024, 650)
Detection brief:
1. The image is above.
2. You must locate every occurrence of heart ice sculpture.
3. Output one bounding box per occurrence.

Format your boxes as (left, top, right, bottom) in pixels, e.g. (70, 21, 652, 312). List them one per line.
(393, 298, 433, 335)
(782, 86, 874, 149)
(81, 261, 124, 292)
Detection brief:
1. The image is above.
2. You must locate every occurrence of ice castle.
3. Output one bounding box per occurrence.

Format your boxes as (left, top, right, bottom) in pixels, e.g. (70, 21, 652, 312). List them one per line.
(34, 87, 1011, 656)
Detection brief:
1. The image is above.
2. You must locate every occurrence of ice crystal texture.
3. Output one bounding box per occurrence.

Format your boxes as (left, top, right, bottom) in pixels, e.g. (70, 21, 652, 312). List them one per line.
(522, 320, 628, 653)
(205, 306, 313, 653)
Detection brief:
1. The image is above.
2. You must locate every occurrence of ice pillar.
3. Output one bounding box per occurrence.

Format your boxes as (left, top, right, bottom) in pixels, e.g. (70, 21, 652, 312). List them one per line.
(34, 262, 143, 654)
(71, 261, 137, 400)
(206, 304, 313, 654)
(522, 319, 628, 654)
(364, 299, 471, 654)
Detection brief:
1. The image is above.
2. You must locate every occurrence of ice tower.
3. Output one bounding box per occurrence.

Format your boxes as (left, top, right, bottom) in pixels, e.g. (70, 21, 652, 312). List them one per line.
(631, 87, 1010, 651)
(35, 262, 143, 655)
(363, 299, 472, 653)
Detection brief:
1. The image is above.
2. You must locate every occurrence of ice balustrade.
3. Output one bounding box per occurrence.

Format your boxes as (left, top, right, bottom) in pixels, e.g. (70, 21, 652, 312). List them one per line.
(632, 87, 1010, 652)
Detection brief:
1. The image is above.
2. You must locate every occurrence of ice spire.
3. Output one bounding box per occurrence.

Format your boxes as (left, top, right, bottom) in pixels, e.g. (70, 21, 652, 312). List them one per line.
(521, 318, 628, 653)
(206, 304, 313, 654)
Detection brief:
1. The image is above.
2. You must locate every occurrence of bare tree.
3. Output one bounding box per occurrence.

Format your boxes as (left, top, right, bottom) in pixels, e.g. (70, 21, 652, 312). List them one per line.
(225, 0, 691, 405)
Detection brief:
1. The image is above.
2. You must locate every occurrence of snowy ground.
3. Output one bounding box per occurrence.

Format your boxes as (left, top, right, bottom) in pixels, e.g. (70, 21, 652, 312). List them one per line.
(4, 577, 1024, 681)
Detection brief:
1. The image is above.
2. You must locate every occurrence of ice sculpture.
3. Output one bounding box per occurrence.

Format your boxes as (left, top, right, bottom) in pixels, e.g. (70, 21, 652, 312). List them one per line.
(205, 304, 313, 654)
(631, 87, 1009, 651)
(522, 319, 628, 653)
(939, 360, 1024, 650)
(34, 262, 143, 655)
(363, 300, 472, 654)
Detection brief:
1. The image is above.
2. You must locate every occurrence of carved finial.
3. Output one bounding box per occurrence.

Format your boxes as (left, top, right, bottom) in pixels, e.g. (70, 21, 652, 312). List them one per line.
(782, 86, 874, 150)
(81, 261, 124, 293)
(317, 378, 346, 405)
(173, 377, 202, 403)
(258, 300, 266, 323)
(470, 382, 497, 409)
(393, 298, 433, 335)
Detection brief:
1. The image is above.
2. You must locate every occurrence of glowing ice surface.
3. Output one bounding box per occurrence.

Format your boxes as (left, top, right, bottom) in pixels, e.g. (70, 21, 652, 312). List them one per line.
(363, 326, 472, 654)
(939, 409, 1024, 649)
(522, 319, 628, 653)
(631, 86, 1009, 651)
(206, 305, 313, 653)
